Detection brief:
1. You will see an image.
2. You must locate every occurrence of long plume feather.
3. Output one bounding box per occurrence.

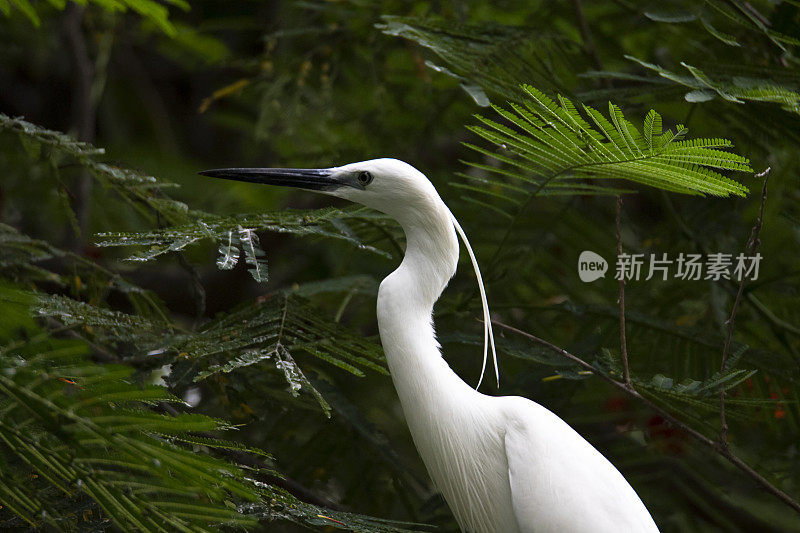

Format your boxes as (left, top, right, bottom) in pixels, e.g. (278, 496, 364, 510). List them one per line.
(448, 210, 498, 388)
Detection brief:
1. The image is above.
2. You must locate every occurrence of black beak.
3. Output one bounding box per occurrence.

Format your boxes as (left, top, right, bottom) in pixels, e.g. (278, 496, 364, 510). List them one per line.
(199, 167, 344, 191)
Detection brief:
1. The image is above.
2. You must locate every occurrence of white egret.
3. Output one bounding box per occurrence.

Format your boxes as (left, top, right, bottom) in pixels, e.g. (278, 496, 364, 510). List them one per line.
(201, 159, 659, 533)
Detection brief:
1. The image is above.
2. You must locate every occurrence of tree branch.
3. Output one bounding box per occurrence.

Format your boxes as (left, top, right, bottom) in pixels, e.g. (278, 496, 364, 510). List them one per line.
(570, 0, 604, 73)
(63, 3, 96, 248)
(720, 168, 770, 446)
(616, 195, 631, 385)
(491, 318, 800, 515)
(174, 251, 207, 321)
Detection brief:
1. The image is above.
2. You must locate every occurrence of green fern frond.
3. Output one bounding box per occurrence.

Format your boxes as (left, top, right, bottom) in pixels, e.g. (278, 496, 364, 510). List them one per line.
(0, 114, 189, 226)
(31, 287, 387, 417)
(378, 15, 582, 101)
(185, 294, 387, 416)
(643, 110, 662, 152)
(95, 207, 393, 282)
(0, 224, 169, 322)
(244, 484, 430, 532)
(0, 332, 259, 531)
(216, 229, 240, 270)
(0, 286, 411, 531)
(283, 275, 379, 298)
(635, 369, 758, 398)
(37, 293, 161, 340)
(237, 226, 268, 283)
(644, 1, 799, 52)
(625, 57, 800, 115)
(164, 434, 276, 461)
(462, 85, 751, 211)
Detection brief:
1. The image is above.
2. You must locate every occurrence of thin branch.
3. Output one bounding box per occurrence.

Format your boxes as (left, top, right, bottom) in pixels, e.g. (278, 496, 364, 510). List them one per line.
(174, 252, 206, 321)
(570, 0, 604, 73)
(486, 173, 562, 273)
(63, 3, 96, 249)
(720, 168, 770, 446)
(616, 195, 631, 386)
(724, 0, 772, 27)
(118, 38, 180, 153)
(362, 218, 404, 259)
(491, 318, 800, 515)
(745, 292, 800, 337)
(63, 4, 94, 144)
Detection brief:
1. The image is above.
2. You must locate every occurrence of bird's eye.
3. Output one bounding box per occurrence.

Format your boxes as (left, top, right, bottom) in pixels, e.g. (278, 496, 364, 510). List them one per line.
(356, 171, 373, 187)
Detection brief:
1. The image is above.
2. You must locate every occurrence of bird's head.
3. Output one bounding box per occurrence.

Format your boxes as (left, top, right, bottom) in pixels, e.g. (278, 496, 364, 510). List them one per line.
(199, 158, 440, 225)
(200, 157, 499, 388)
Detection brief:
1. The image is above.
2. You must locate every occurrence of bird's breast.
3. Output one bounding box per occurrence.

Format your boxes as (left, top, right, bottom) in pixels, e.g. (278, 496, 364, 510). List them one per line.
(403, 394, 520, 533)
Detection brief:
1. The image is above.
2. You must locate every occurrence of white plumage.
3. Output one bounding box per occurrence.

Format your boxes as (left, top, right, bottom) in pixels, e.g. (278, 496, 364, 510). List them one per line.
(202, 158, 659, 532)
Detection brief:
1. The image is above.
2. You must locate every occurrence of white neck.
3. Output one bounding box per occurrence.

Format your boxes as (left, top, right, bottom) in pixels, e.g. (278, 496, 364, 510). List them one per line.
(376, 198, 478, 423)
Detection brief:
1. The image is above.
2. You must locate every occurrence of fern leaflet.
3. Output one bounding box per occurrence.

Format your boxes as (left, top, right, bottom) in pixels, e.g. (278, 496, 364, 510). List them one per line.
(462, 85, 751, 214)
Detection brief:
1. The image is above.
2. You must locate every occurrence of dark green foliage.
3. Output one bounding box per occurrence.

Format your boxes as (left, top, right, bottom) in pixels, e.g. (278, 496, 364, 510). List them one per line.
(0, 114, 190, 226)
(0, 115, 408, 529)
(448, 330, 771, 425)
(2, 0, 800, 531)
(379, 15, 583, 102)
(624, 57, 800, 115)
(0, 288, 259, 531)
(0, 285, 419, 531)
(185, 293, 387, 416)
(1, 0, 187, 34)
